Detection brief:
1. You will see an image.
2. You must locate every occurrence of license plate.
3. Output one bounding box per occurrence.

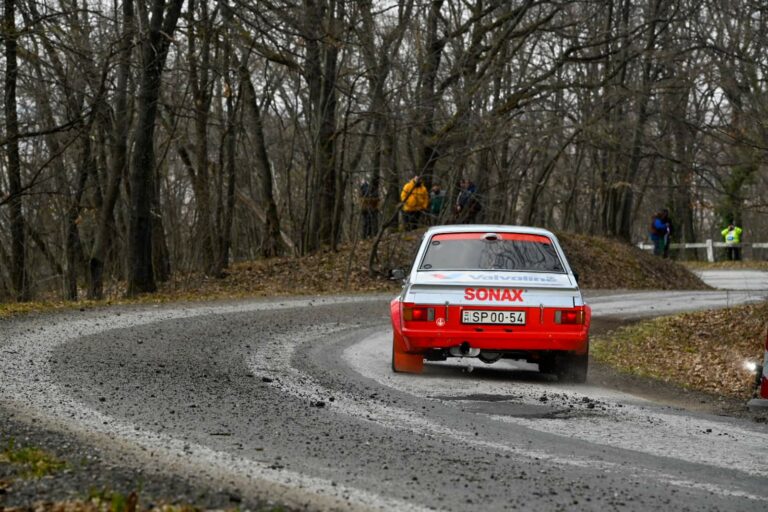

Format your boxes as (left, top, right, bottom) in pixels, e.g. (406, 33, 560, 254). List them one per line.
(461, 310, 526, 325)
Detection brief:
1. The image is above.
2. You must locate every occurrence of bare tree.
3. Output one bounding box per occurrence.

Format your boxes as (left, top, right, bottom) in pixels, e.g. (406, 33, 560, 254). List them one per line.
(238, 49, 284, 258)
(4, 0, 768, 302)
(127, 0, 185, 296)
(3, 0, 29, 301)
(89, 0, 135, 299)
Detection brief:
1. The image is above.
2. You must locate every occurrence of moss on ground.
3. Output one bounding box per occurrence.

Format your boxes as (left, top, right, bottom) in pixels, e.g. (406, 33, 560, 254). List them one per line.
(0, 438, 66, 479)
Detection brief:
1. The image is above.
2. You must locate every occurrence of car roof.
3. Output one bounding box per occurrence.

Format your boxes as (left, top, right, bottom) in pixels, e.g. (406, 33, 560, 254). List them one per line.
(424, 224, 556, 238)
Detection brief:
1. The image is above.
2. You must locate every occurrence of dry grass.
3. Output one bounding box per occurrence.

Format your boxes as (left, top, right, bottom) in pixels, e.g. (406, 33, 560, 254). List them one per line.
(683, 260, 768, 271)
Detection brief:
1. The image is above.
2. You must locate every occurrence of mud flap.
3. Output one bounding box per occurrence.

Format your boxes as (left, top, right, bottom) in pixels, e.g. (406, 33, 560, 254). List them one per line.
(391, 334, 424, 373)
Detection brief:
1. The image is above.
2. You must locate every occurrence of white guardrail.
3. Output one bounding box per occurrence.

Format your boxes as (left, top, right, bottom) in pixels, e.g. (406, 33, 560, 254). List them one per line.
(637, 240, 768, 262)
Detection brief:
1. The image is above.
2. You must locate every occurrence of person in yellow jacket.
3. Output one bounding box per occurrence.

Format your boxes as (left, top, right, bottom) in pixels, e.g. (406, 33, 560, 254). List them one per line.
(721, 223, 743, 261)
(400, 175, 429, 230)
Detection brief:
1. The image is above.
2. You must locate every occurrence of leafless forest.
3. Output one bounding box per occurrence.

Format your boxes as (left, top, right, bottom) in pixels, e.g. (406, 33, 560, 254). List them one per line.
(1, 0, 767, 301)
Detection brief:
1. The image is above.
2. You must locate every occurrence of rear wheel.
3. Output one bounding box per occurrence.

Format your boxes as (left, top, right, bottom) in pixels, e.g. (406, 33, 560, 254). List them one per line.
(391, 334, 424, 373)
(555, 352, 588, 383)
(538, 353, 556, 375)
(478, 351, 502, 364)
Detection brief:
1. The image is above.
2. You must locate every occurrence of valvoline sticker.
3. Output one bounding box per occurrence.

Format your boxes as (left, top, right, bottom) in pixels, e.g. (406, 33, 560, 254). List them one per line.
(432, 272, 557, 283)
(464, 287, 524, 302)
(433, 273, 463, 280)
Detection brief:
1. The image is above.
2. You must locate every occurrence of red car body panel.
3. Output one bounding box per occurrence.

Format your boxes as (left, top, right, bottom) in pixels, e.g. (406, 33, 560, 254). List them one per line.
(391, 300, 590, 355)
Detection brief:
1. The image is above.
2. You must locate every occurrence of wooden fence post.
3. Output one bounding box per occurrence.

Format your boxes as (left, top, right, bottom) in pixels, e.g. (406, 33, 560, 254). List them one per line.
(706, 239, 714, 263)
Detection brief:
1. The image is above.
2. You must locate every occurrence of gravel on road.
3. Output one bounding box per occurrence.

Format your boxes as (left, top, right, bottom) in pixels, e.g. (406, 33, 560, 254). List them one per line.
(1, 293, 767, 511)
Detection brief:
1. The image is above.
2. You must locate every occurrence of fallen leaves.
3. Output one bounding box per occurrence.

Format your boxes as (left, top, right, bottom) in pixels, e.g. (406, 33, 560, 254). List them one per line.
(1, 230, 710, 318)
(557, 232, 710, 290)
(2, 498, 214, 512)
(156, 230, 710, 299)
(593, 301, 768, 399)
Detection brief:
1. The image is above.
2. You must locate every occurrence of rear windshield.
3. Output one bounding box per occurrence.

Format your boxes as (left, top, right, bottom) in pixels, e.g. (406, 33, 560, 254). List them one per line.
(419, 233, 564, 273)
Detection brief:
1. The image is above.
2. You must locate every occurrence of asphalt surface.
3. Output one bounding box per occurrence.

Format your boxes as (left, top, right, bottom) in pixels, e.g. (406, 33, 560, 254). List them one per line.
(1, 272, 768, 510)
(692, 269, 768, 291)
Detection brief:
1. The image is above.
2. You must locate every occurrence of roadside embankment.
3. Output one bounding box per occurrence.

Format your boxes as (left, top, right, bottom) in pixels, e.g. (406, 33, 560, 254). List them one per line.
(593, 300, 767, 401)
(0, 230, 709, 318)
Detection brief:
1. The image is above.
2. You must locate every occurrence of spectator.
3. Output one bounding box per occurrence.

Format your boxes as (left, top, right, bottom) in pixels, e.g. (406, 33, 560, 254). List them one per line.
(400, 175, 429, 230)
(721, 223, 743, 261)
(429, 184, 445, 224)
(649, 209, 672, 258)
(359, 179, 379, 239)
(455, 179, 482, 224)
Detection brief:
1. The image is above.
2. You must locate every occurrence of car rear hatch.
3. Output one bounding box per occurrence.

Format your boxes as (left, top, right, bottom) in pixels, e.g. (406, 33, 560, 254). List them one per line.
(400, 272, 588, 344)
(404, 270, 581, 307)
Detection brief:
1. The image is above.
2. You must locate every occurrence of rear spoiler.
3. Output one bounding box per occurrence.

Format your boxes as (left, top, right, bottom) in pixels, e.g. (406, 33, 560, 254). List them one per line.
(403, 284, 583, 308)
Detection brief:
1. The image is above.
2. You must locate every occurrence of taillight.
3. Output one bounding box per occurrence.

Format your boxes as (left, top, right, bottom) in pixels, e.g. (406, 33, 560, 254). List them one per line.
(403, 306, 435, 322)
(555, 309, 585, 324)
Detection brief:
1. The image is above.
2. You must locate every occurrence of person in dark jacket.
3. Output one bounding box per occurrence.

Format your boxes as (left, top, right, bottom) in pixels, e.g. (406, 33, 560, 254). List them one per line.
(359, 179, 379, 239)
(455, 179, 481, 224)
(649, 209, 672, 257)
(429, 184, 445, 224)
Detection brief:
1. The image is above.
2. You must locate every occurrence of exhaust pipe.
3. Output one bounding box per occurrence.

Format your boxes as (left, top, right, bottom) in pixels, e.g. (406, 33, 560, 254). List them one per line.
(449, 342, 480, 358)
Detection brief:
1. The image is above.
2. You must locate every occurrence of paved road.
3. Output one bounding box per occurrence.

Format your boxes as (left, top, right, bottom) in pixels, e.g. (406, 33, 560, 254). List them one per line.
(694, 269, 768, 291)
(1, 284, 767, 510)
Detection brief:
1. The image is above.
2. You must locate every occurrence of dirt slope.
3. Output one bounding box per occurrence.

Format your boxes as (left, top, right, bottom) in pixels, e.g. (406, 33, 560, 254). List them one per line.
(593, 301, 768, 401)
(0, 228, 707, 317)
(556, 232, 709, 290)
(176, 229, 709, 297)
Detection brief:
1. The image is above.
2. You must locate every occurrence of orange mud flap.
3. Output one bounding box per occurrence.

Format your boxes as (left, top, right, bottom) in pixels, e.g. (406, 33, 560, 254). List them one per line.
(391, 334, 424, 373)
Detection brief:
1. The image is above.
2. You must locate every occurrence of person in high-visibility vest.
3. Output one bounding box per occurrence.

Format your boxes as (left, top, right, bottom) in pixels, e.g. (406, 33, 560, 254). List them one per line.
(721, 223, 743, 261)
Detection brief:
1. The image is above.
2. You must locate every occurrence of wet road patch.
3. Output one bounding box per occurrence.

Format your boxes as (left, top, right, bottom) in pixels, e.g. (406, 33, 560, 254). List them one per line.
(431, 394, 602, 419)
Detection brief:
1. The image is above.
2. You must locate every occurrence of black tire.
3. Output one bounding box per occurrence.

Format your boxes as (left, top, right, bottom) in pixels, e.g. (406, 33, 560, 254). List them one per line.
(478, 352, 502, 364)
(555, 353, 588, 384)
(538, 353, 556, 375)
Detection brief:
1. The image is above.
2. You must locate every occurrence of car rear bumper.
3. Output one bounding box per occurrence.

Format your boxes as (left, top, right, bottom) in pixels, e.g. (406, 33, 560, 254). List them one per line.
(401, 330, 588, 354)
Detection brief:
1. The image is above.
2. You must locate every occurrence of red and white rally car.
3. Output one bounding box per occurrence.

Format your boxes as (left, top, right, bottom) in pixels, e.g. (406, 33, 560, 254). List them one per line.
(390, 225, 591, 382)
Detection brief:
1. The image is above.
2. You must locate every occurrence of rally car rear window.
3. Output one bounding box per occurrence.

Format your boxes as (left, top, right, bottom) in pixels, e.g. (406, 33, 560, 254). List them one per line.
(419, 232, 564, 272)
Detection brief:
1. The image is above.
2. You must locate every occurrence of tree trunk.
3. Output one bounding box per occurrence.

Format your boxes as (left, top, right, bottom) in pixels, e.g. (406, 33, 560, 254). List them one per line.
(358, 0, 413, 236)
(607, 0, 666, 241)
(3, 0, 30, 301)
(65, 137, 92, 300)
(303, 0, 339, 253)
(89, 0, 133, 299)
(524, 130, 581, 225)
(27, 224, 63, 279)
(216, 41, 237, 272)
(0, 240, 12, 298)
(127, 0, 185, 296)
(415, 0, 446, 182)
(239, 57, 283, 258)
(187, 0, 217, 274)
